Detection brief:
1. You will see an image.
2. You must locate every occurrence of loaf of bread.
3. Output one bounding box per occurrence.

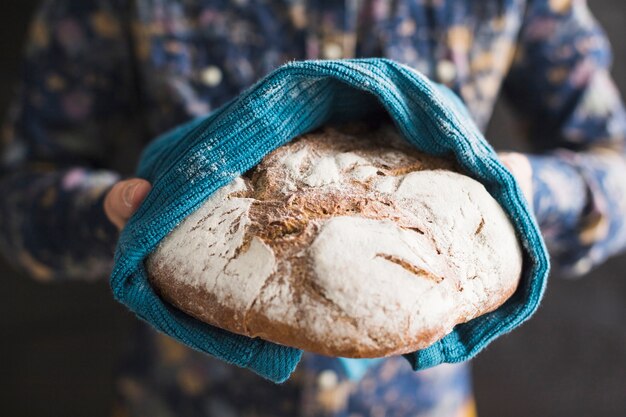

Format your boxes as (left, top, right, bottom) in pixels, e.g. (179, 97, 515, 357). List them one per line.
(145, 123, 523, 358)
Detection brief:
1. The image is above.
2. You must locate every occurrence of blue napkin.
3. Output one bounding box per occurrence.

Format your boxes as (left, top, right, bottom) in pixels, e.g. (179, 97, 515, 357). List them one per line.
(110, 58, 550, 383)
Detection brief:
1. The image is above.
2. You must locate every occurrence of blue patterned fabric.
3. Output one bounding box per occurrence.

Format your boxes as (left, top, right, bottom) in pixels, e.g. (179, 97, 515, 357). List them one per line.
(111, 58, 550, 383)
(3, 0, 626, 414)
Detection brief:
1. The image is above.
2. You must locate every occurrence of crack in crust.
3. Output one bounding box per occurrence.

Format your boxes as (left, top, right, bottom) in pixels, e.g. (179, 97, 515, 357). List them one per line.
(375, 253, 444, 283)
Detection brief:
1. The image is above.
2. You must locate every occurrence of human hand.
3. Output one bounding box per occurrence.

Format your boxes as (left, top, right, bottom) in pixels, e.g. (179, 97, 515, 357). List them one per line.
(103, 178, 152, 230)
(498, 152, 534, 210)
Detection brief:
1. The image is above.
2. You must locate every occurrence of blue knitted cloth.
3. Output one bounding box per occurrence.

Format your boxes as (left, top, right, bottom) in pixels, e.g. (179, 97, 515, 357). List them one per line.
(110, 58, 550, 383)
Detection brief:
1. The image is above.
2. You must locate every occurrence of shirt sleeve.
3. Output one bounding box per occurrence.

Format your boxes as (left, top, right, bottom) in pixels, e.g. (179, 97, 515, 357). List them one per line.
(0, 0, 141, 281)
(502, 0, 626, 277)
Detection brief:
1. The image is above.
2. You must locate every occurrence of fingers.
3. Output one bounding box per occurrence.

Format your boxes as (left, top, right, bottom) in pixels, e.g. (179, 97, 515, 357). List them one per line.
(499, 152, 534, 210)
(104, 178, 152, 231)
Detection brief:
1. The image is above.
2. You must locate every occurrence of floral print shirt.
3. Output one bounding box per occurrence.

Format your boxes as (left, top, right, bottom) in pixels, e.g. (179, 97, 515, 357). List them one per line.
(1, 1, 625, 416)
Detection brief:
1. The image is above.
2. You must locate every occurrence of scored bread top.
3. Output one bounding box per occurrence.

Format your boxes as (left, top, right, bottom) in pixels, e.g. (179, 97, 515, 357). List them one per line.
(146, 123, 523, 358)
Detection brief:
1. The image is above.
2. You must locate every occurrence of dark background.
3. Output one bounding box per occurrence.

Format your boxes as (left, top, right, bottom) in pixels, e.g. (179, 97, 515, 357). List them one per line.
(1, 1, 624, 416)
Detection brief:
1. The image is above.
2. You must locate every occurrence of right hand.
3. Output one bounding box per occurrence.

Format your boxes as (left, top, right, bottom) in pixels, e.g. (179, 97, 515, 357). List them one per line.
(499, 152, 534, 210)
(103, 178, 152, 231)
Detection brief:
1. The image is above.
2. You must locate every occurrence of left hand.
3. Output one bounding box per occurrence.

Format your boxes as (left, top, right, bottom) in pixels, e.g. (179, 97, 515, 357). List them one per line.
(499, 152, 534, 210)
(103, 178, 153, 231)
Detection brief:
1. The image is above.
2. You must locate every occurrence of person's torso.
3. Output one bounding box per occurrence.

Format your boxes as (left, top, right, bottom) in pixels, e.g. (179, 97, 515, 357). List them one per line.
(128, 0, 526, 138)
(114, 1, 528, 416)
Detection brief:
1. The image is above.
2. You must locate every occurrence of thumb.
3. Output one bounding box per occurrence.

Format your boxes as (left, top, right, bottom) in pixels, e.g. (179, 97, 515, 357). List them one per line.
(104, 178, 152, 231)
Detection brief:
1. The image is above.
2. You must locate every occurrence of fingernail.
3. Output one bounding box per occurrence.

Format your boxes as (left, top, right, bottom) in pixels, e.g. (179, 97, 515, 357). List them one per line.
(123, 182, 140, 208)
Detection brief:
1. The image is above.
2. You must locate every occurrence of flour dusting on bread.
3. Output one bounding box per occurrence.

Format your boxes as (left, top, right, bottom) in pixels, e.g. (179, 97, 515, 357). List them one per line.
(146, 123, 523, 357)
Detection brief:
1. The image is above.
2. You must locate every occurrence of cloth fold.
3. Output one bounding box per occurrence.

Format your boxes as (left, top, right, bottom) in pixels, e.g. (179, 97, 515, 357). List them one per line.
(110, 58, 549, 383)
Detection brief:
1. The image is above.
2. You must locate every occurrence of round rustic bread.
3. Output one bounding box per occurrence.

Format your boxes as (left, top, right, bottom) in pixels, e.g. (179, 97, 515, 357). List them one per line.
(145, 123, 523, 358)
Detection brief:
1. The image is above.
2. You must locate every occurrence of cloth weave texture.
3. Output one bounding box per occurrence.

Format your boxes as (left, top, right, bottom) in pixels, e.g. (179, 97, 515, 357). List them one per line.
(110, 58, 550, 383)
